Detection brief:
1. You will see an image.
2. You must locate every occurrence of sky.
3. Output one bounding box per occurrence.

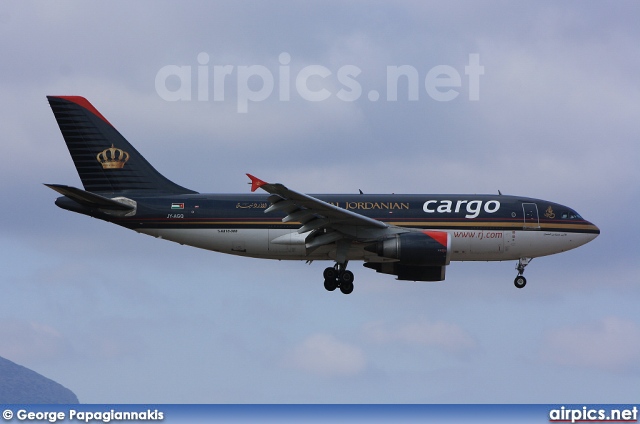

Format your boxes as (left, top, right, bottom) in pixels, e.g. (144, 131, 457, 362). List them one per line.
(1, 1, 639, 403)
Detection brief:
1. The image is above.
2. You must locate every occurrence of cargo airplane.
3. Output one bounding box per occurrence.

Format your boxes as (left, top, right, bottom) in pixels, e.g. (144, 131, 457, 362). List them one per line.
(46, 96, 600, 294)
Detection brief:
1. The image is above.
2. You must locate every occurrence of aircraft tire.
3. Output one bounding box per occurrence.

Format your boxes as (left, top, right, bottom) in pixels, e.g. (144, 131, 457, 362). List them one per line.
(514, 275, 527, 289)
(323, 267, 337, 280)
(324, 278, 338, 291)
(340, 270, 354, 284)
(339, 280, 354, 295)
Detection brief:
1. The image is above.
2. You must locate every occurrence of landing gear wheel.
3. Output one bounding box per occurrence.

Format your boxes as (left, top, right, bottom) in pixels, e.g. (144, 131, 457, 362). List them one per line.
(323, 267, 337, 280)
(340, 270, 354, 285)
(339, 280, 354, 295)
(322, 265, 355, 294)
(324, 278, 338, 291)
(513, 258, 531, 289)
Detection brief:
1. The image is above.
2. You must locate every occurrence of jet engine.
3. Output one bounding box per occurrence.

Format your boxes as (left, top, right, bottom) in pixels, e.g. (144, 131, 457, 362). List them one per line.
(365, 231, 451, 266)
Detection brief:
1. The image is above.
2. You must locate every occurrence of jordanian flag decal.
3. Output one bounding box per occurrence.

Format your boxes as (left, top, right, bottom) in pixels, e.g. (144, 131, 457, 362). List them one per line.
(171, 203, 184, 210)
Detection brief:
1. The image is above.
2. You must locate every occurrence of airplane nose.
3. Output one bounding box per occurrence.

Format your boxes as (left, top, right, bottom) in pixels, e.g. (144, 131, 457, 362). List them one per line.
(587, 221, 600, 240)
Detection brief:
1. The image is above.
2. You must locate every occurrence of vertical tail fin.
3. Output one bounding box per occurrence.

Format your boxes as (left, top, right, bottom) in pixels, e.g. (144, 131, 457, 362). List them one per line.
(47, 96, 197, 195)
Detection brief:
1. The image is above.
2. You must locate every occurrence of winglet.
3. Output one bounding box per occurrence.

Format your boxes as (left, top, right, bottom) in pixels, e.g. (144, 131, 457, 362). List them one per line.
(246, 174, 268, 192)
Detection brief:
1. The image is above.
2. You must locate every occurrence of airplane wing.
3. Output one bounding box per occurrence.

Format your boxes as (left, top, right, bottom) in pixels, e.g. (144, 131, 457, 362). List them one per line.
(247, 174, 395, 250)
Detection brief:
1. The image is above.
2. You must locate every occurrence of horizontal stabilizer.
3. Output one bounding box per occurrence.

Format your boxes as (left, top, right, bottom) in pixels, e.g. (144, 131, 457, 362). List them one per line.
(44, 184, 134, 211)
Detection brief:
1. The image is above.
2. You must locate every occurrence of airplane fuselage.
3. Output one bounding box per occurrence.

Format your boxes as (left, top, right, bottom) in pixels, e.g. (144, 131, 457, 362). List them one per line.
(56, 192, 599, 263)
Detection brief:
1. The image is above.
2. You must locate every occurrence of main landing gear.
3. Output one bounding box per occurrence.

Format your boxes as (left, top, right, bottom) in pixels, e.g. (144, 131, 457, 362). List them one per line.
(323, 262, 354, 295)
(514, 257, 532, 289)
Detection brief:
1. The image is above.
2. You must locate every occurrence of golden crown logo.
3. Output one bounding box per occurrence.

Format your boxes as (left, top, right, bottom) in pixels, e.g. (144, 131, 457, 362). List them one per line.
(544, 206, 555, 219)
(96, 144, 129, 169)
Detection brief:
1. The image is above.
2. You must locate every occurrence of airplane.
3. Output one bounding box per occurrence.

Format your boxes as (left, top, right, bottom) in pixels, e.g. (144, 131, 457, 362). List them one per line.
(45, 96, 600, 294)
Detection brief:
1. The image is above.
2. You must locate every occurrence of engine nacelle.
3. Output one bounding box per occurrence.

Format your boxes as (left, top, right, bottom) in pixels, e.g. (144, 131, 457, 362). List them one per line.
(366, 231, 451, 266)
(364, 262, 446, 281)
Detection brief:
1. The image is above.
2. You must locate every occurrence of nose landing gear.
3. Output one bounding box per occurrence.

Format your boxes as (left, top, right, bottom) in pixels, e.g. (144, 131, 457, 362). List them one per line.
(514, 257, 532, 289)
(323, 262, 354, 295)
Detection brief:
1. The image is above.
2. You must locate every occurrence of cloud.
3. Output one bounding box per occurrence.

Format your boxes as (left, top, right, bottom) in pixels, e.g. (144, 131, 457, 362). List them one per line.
(541, 317, 640, 372)
(363, 320, 477, 354)
(285, 333, 366, 377)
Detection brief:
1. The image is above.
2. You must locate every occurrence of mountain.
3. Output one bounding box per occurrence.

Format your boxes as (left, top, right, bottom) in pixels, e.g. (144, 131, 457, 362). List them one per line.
(0, 356, 78, 403)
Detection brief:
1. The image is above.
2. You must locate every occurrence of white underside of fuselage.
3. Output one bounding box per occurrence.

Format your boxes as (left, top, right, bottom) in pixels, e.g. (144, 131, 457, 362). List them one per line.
(136, 227, 598, 262)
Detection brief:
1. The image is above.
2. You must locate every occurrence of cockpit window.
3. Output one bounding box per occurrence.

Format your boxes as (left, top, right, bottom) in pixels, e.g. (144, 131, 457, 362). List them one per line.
(561, 211, 582, 220)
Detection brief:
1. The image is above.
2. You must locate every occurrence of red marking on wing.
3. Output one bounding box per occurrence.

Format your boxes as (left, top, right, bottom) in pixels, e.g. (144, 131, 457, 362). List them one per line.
(51, 96, 112, 126)
(246, 174, 268, 192)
